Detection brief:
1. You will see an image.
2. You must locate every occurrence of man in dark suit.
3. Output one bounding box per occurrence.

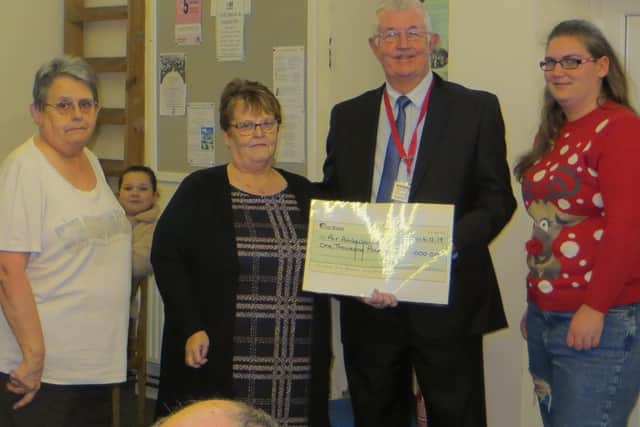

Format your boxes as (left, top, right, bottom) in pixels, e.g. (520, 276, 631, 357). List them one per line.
(320, 1, 516, 426)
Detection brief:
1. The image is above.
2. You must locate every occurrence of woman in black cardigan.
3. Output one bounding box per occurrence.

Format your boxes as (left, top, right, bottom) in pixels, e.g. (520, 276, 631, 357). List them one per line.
(151, 79, 331, 426)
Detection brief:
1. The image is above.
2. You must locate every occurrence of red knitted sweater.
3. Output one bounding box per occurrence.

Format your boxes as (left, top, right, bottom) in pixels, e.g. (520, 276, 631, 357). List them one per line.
(522, 101, 640, 313)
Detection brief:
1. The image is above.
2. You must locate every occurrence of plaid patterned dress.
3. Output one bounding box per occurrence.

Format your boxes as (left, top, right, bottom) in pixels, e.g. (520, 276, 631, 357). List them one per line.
(231, 187, 314, 427)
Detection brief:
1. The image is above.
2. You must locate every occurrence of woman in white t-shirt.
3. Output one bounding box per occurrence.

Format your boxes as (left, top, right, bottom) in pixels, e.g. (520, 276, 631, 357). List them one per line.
(0, 56, 131, 427)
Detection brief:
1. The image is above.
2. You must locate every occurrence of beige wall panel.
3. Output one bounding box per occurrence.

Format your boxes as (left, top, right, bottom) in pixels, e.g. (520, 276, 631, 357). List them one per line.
(84, 20, 128, 58)
(0, 2, 63, 160)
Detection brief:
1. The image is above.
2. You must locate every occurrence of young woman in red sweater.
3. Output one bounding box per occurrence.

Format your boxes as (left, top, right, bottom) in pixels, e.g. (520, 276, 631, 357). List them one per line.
(515, 19, 640, 426)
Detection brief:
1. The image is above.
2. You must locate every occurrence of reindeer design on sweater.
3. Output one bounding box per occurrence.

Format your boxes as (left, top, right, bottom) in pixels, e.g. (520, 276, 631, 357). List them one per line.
(523, 165, 587, 279)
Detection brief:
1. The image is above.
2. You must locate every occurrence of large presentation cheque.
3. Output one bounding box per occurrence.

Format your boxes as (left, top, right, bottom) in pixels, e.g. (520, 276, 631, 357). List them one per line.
(302, 200, 454, 304)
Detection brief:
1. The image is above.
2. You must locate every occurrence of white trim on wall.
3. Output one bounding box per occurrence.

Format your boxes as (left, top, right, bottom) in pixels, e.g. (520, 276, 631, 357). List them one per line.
(146, 0, 159, 173)
(306, 0, 320, 181)
(625, 14, 640, 111)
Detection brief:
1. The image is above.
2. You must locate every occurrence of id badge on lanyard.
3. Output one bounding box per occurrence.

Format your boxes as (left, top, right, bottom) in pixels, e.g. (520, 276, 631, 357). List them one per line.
(383, 83, 433, 203)
(391, 181, 410, 202)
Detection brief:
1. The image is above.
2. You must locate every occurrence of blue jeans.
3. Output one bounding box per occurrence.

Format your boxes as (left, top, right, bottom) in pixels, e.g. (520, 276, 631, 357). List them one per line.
(526, 303, 640, 427)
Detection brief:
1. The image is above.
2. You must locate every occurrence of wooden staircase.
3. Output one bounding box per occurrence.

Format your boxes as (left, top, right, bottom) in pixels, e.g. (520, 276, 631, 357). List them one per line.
(64, 0, 145, 177)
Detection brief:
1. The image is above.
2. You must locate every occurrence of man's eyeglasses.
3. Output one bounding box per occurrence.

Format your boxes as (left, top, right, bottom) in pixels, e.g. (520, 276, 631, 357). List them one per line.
(45, 99, 99, 115)
(231, 119, 278, 136)
(375, 28, 431, 45)
(539, 56, 598, 71)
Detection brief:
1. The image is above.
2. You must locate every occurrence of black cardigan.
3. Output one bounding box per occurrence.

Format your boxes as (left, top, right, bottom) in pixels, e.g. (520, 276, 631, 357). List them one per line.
(151, 165, 331, 425)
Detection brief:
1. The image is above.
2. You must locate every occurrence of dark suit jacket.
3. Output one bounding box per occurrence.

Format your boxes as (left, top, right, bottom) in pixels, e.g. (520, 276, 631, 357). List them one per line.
(321, 74, 516, 342)
(151, 165, 331, 425)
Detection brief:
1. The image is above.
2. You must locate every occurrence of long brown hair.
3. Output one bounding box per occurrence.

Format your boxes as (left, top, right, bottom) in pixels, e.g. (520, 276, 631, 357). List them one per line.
(514, 19, 635, 181)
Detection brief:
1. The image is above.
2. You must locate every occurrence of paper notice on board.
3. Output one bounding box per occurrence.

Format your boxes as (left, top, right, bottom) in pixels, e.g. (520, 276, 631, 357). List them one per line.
(216, 0, 244, 61)
(175, 0, 202, 45)
(187, 103, 216, 167)
(210, 0, 251, 16)
(276, 108, 305, 164)
(273, 46, 305, 109)
(159, 53, 187, 116)
(273, 46, 305, 163)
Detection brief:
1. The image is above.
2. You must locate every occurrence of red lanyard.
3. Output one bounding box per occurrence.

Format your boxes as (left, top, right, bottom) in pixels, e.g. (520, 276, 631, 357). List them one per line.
(383, 82, 433, 175)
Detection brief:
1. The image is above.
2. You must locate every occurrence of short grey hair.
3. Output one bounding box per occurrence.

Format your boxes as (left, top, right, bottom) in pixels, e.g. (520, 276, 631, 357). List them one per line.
(32, 56, 98, 111)
(151, 399, 279, 427)
(373, 0, 432, 35)
(232, 403, 279, 427)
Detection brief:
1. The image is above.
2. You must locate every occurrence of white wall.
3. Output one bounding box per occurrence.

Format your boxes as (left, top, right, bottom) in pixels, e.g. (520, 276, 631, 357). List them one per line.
(595, 0, 640, 111)
(626, 14, 640, 112)
(448, 1, 537, 423)
(0, 2, 63, 161)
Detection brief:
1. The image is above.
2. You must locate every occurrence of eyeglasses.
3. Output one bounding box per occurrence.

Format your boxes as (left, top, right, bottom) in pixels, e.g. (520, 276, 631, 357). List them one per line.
(230, 119, 278, 136)
(375, 28, 431, 45)
(44, 99, 99, 115)
(539, 56, 598, 71)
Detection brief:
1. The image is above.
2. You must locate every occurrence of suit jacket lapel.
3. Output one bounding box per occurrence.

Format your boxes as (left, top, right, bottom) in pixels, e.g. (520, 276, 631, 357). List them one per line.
(358, 85, 385, 197)
(410, 74, 449, 200)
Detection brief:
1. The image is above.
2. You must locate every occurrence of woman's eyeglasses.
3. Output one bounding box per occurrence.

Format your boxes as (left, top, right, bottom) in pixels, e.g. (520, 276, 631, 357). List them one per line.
(44, 99, 99, 115)
(230, 119, 278, 136)
(539, 56, 598, 71)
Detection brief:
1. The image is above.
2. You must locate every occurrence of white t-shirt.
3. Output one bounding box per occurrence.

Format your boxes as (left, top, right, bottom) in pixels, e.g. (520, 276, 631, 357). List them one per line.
(0, 138, 131, 384)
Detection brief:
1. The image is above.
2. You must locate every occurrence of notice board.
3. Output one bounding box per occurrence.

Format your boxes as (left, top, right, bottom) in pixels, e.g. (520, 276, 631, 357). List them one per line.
(156, 0, 307, 175)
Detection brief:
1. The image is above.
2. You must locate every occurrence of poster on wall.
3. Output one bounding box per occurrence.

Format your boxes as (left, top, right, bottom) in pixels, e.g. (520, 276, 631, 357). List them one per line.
(216, 0, 245, 61)
(273, 46, 305, 164)
(175, 0, 202, 45)
(159, 53, 187, 116)
(424, 0, 449, 80)
(187, 102, 216, 167)
(210, 0, 251, 16)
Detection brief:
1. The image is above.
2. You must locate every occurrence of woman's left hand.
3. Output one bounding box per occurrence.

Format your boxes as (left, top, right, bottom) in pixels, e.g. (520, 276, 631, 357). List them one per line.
(7, 357, 43, 409)
(566, 304, 605, 351)
(185, 330, 210, 368)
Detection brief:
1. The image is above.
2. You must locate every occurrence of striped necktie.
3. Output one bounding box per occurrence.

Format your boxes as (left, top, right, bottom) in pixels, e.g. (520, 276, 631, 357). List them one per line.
(377, 95, 411, 202)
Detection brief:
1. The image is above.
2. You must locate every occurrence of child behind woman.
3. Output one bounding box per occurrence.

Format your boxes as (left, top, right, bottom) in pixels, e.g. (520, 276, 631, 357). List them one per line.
(118, 165, 160, 285)
(117, 165, 160, 386)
